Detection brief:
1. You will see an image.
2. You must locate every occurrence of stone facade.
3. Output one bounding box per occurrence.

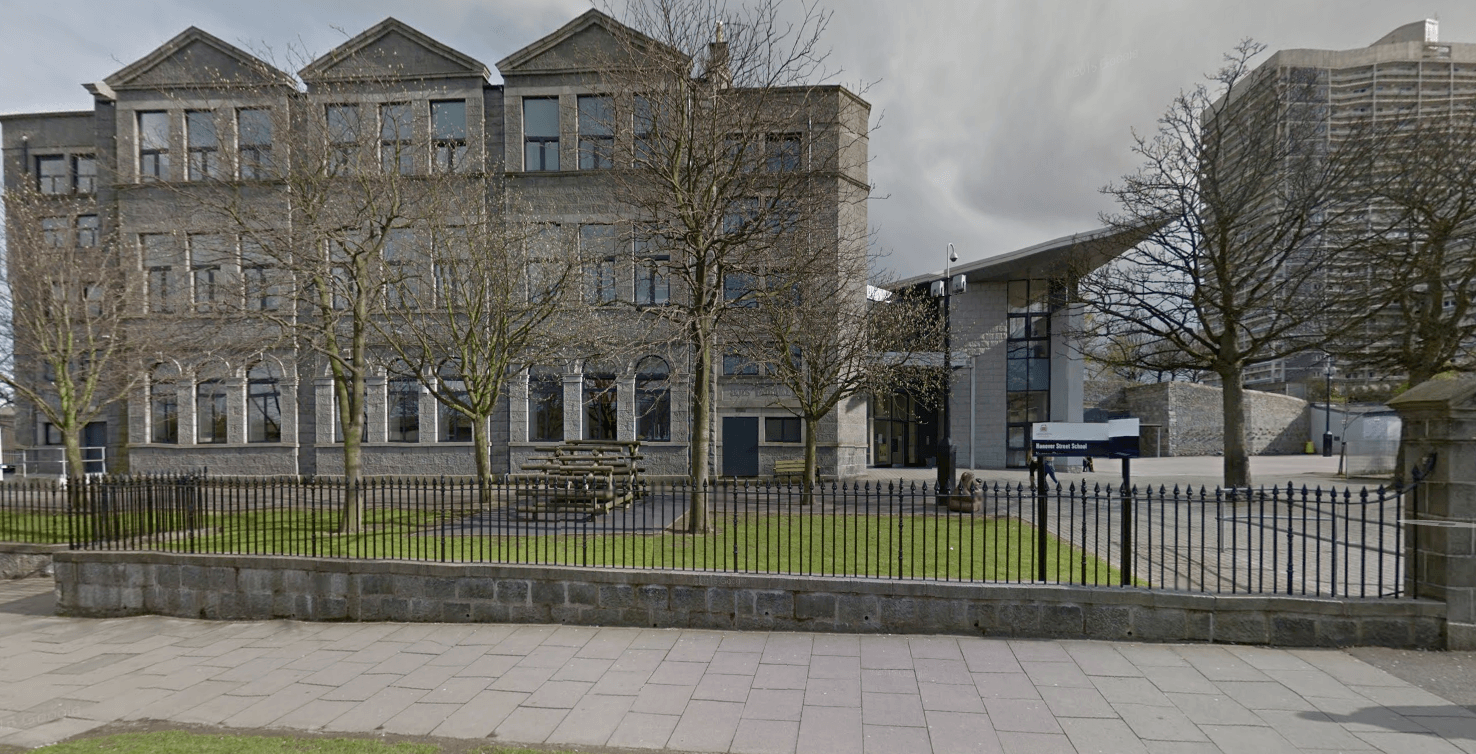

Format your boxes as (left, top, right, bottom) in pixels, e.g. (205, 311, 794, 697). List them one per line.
(0, 11, 871, 479)
(52, 551, 1445, 647)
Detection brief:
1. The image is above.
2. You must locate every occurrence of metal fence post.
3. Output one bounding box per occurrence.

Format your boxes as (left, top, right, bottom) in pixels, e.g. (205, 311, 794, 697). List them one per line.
(1120, 457, 1133, 587)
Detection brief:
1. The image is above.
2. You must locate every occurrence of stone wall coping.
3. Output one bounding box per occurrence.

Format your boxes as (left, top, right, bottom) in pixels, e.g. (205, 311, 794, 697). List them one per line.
(0, 543, 70, 555)
(54, 550, 1444, 618)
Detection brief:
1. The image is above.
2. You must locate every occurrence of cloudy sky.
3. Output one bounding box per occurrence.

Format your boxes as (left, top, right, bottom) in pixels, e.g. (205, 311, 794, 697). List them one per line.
(4, 0, 1473, 279)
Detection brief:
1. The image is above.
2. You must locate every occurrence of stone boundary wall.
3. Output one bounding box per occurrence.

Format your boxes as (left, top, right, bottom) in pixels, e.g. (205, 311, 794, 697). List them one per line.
(1121, 382, 1309, 457)
(53, 552, 1445, 648)
(0, 543, 63, 579)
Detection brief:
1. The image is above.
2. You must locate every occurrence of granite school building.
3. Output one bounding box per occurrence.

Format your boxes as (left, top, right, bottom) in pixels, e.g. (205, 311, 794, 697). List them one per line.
(2, 10, 1146, 478)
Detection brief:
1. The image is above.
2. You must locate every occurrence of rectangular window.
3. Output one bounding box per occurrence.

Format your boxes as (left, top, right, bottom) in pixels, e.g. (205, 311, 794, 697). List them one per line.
(523, 97, 559, 171)
(246, 365, 282, 443)
(383, 228, 424, 308)
(36, 155, 67, 194)
(241, 239, 282, 311)
(150, 381, 178, 444)
(237, 108, 273, 179)
(186, 110, 220, 180)
(189, 234, 230, 312)
(526, 225, 562, 303)
(765, 417, 801, 443)
(138, 111, 170, 181)
(431, 100, 467, 173)
(634, 228, 669, 306)
(41, 217, 66, 248)
(196, 380, 228, 444)
(633, 95, 654, 166)
(142, 234, 180, 313)
(578, 95, 613, 169)
(723, 353, 759, 376)
(72, 155, 97, 193)
(326, 104, 361, 175)
(724, 271, 758, 308)
(529, 369, 563, 442)
(75, 215, 98, 248)
(387, 378, 420, 442)
(766, 133, 802, 172)
(581, 224, 617, 303)
(434, 226, 469, 303)
(583, 373, 617, 440)
(380, 102, 413, 174)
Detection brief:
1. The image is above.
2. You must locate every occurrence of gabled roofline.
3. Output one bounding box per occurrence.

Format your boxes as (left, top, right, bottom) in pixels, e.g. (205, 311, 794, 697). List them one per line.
(892, 222, 1162, 290)
(495, 8, 686, 74)
(300, 17, 491, 83)
(104, 27, 293, 91)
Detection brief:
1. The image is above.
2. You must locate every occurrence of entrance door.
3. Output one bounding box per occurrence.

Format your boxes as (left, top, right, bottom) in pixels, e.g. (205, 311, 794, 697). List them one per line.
(721, 417, 759, 477)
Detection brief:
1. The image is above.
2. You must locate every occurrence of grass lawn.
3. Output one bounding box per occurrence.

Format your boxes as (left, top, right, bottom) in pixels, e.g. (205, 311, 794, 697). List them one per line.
(29, 730, 562, 754)
(149, 508, 1122, 583)
(0, 511, 73, 544)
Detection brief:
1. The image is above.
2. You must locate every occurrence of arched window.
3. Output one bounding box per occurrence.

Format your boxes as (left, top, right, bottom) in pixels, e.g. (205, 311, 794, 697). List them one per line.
(387, 365, 420, 443)
(584, 365, 618, 441)
(439, 364, 472, 442)
(247, 362, 282, 443)
(529, 366, 563, 442)
(636, 356, 670, 442)
(196, 369, 228, 444)
(150, 367, 178, 444)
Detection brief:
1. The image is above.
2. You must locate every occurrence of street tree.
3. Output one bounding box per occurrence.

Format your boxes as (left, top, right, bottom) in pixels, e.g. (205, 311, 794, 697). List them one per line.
(1329, 108, 1476, 387)
(1083, 41, 1384, 487)
(2, 184, 211, 483)
(371, 185, 593, 503)
(596, 0, 867, 530)
(728, 259, 941, 496)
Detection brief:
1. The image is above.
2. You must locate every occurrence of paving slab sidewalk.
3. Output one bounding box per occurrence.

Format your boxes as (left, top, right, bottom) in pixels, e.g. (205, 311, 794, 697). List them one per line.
(2, 577, 1473, 753)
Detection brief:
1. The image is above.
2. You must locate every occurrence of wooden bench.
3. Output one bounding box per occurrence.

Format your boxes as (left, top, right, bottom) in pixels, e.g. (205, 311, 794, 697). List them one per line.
(773, 459, 808, 481)
(514, 440, 645, 518)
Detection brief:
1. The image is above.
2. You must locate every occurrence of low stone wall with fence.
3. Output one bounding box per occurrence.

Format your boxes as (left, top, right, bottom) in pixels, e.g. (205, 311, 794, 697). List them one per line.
(53, 551, 1445, 648)
(0, 543, 61, 579)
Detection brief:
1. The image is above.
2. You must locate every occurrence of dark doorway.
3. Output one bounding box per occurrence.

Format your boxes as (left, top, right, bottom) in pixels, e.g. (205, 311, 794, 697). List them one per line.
(721, 417, 759, 477)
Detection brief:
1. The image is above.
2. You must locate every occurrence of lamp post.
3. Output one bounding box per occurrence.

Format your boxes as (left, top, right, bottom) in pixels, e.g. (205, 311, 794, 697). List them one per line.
(936, 243, 960, 497)
(1322, 355, 1334, 457)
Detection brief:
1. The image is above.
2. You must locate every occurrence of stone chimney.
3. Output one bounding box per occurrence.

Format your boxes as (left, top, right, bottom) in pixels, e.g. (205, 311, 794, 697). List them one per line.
(706, 21, 731, 88)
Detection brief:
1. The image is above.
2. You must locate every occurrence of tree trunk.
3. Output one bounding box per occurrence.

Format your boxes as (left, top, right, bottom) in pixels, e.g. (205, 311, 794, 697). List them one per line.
(1220, 368, 1251, 489)
(63, 425, 86, 483)
(472, 415, 493, 508)
(338, 378, 365, 534)
(802, 415, 819, 506)
(63, 423, 87, 512)
(689, 343, 713, 533)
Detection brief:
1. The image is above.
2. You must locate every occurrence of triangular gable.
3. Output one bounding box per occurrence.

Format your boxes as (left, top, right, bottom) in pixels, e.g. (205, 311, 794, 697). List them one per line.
(105, 28, 292, 91)
(300, 18, 490, 84)
(496, 9, 684, 75)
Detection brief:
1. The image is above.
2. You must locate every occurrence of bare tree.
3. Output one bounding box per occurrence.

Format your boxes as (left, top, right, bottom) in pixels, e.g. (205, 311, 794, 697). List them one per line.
(1084, 41, 1383, 488)
(1329, 108, 1476, 387)
(729, 266, 940, 497)
(371, 184, 590, 502)
(2, 184, 208, 482)
(173, 57, 459, 532)
(596, 0, 866, 531)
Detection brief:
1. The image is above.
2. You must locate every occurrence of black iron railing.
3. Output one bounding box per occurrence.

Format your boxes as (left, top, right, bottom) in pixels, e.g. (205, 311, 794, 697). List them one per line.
(0, 472, 1420, 597)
